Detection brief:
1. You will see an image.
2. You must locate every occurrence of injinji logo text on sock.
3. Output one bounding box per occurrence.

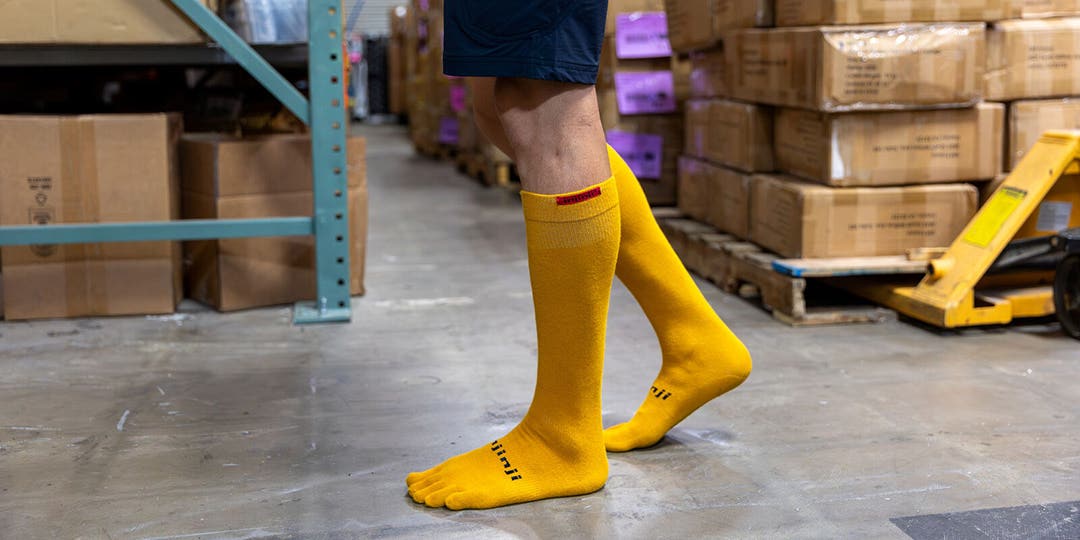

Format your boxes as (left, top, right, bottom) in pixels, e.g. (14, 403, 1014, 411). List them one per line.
(556, 187, 602, 206)
(651, 386, 672, 400)
(490, 440, 522, 481)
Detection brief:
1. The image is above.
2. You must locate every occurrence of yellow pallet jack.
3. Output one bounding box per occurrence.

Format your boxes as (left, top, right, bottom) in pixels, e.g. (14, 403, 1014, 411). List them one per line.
(851, 130, 1080, 339)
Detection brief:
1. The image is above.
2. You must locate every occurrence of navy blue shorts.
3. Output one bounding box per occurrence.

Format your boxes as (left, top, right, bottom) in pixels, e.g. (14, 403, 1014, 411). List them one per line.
(443, 0, 609, 85)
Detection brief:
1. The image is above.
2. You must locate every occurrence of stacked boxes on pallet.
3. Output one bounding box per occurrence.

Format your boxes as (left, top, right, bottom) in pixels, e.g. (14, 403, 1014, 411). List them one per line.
(669, 0, 1033, 262)
(599, 0, 689, 206)
(405, 0, 448, 154)
(455, 83, 514, 184)
(990, 10, 1080, 186)
(389, 6, 409, 116)
(668, 0, 773, 241)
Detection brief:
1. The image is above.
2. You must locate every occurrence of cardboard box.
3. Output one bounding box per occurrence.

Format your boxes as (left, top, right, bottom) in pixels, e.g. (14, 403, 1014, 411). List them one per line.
(678, 157, 710, 222)
(0, 0, 214, 44)
(606, 0, 667, 35)
(676, 157, 752, 238)
(607, 115, 684, 206)
(665, 0, 773, 53)
(389, 6, 409, 115)
(689, 47, 728, 99)
(0, 114, 182, 320)
(181, 135, 368, 312)
(775, 0, 1019, 26)
(727, 24, 986, 112)
(684, 100, 711, 159)
(685, 99, 774, 173)
(986, 18, 1080, 101)
(1008, 99, 1080, 170)
(706, 164, 753, 239)
(775, 103, 1004, 187)
(1014, 0, 1080, 18)
(750, 174, 978, 258)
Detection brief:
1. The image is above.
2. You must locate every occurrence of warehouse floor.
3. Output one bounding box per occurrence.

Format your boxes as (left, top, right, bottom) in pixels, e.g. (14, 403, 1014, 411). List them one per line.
(2, 125, 1079, 539)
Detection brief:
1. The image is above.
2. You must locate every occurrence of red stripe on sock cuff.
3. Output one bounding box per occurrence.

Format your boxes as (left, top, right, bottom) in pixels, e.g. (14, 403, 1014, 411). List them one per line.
(556, 187, 602, 206)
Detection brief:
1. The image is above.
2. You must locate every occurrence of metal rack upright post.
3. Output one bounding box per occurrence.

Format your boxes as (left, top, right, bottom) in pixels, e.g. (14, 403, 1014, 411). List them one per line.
(0, 0, 352, 324)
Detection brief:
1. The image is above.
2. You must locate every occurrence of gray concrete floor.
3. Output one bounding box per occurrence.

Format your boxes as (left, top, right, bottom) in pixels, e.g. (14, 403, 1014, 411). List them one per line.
(2, 124, 1078, 539)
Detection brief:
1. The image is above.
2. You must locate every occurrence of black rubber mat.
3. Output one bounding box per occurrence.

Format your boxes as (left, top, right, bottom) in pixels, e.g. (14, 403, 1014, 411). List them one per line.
(892, 500, 1080, 539)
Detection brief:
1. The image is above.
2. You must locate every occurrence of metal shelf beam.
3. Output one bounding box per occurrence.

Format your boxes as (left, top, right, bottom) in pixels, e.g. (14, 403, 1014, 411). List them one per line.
(0, 218, 313, 246)
(170, 0, 310, 124)
(0, 44, 308, 67)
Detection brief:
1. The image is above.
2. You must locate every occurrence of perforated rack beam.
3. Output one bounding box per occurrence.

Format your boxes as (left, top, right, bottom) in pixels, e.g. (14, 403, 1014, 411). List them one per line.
(0, 0, 352, 324)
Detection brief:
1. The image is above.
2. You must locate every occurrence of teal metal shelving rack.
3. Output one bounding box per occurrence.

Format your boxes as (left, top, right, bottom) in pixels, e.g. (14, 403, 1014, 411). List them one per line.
(0, 0, 352, 324)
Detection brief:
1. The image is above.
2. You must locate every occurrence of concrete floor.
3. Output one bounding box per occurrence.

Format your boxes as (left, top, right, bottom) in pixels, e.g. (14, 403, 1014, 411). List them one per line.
(2, 124, 1079, 539)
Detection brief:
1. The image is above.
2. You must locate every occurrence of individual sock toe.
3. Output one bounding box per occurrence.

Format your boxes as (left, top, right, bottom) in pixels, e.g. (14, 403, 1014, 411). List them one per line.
(604, 422, 662, 453)
(407, 474, 442, 494)
(410, 481, 447, 504)
(424, 486, 462, 508)
(444, 491, 476, 511)
(405, 471, 427, 487)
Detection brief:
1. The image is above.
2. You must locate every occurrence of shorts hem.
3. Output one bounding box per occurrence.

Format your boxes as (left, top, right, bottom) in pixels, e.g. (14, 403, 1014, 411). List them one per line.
(443, 55, 598, 85)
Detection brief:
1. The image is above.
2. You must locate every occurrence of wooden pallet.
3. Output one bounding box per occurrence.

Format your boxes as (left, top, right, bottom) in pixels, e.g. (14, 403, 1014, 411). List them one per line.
(415, 139, 456, 161)
(460, 151, 515, 187)
(660, 217, 898, 326)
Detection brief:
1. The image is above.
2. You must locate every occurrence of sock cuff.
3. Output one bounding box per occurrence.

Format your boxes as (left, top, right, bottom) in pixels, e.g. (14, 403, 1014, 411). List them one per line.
(521, 177, 618, 223)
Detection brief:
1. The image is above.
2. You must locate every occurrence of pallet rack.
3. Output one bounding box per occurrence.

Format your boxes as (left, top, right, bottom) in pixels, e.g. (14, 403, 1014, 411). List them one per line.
(0, 0, 352, 324)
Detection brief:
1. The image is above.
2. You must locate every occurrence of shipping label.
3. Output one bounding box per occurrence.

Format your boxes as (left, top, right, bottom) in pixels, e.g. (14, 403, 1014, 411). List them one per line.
(1036, 201, 1073, 232)
(615, 71, 677, 115)
(449, 84, 467, 113)
(26, 175, 56, 258)
(615, 12, 672, 59)
(438, 116, 459, 145)
(607, 130, 663, 180)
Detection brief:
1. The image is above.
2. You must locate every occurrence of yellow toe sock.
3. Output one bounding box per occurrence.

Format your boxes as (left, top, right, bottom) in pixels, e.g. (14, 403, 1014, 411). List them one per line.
(407, 178, 621, 510)
(604, 146, 752, 452)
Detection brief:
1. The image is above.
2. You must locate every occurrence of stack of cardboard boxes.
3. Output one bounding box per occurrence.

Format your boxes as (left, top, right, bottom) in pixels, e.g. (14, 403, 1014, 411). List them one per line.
(454, 83, 514, 178)
(403, 0, 464, 156)
(0, 0, 216, 44)
(599, 0, 690, 205)
(990, 10, 1080, 182)
(0, 117, 370, 320)
(668, 0, 1067, 260)
(389, 6, 409, 116)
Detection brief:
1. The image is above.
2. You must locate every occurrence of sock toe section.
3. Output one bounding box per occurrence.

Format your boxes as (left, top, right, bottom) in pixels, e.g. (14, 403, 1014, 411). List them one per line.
(423, 486, 462, 508)
(410, 481, 447, 504)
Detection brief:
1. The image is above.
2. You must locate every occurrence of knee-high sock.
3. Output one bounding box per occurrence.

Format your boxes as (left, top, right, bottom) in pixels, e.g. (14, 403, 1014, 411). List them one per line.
(604, 146, 752, 452)
(407, 177, 620, 509)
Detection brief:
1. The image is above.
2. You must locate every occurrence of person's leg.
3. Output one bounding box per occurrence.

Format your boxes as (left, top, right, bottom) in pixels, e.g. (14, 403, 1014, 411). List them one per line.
(406, 78, 619, 510)
(468, 78, 516, 159)
(601, 150, 751, 452)
(469, 77, 753, 452)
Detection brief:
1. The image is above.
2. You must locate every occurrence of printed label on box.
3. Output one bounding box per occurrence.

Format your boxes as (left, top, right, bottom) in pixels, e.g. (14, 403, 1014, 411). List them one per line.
(450, 84, 467, 113)
(615, 12, 671, 59)
(607, 130, 663, 180)
(615, 71, 677, 115)
(438, 117, 459, 145)
(1036, 201, 1073, 232)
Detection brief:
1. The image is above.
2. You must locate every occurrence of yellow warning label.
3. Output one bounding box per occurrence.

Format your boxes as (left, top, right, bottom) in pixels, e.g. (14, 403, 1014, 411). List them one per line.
(964, 187, 1027, 248)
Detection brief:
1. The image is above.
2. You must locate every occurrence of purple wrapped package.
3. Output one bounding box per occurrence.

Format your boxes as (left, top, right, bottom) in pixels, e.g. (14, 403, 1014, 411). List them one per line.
(615, 12, 671, 59)
(450, 84, 467, 113)
(614, 71, 677, 115)
(607, 130, 663, 180)
(438, 117, 459, 145)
